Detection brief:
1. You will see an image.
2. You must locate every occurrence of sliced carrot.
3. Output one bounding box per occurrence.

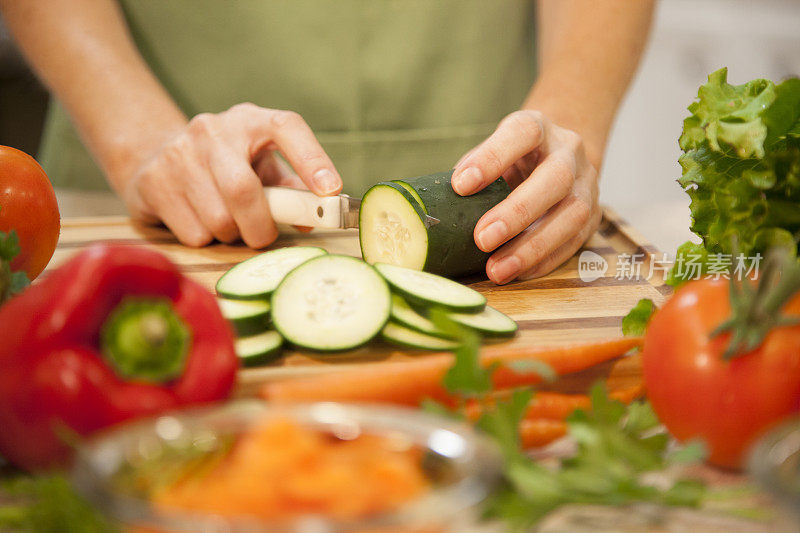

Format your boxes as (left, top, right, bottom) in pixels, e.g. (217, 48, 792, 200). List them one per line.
(262, 337, 642, 405)
(519, 419, 568, 449)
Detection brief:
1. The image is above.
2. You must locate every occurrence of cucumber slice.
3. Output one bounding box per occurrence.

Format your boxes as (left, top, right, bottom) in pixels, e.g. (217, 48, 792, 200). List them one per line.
(381, 322, 459, 351)
(361, 171, 510, 277)
(235, 330, 283, 367)
(217, 297, 270, 337)
(359, 183, 430, 271)
(216, 247, 327, 300)
(390, 294, 453, 338)
(375, 263, 486, 313)
(271, 255, 391, 351)
(449, 305, 518, 337)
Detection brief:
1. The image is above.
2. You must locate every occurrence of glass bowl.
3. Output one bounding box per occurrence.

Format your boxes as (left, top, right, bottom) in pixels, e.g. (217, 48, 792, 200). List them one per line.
(72, 401, 502, 532)
(748, 416, 800, 521)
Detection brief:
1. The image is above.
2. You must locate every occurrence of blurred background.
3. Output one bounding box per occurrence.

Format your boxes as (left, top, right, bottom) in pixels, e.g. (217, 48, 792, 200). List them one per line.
(1, 0, 799, 253)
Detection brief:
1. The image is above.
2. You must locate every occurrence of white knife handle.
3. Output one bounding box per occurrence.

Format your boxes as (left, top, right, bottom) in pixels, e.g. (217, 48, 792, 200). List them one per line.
(263, 186, 341, 229)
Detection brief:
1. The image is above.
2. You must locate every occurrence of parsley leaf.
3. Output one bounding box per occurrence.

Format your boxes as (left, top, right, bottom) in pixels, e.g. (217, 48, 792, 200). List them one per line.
(430, 308, 493, 397)
(622, 298, 656, 336)
(439, 329, 709, 530)
(0, 475, 118, 532)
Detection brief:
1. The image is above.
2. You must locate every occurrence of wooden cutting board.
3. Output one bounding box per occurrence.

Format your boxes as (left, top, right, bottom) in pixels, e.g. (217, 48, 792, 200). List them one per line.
(48, 206, 669, 397)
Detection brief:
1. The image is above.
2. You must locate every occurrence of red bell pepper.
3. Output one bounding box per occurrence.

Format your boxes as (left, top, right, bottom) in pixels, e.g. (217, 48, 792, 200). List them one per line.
(0, 244, 238, 470)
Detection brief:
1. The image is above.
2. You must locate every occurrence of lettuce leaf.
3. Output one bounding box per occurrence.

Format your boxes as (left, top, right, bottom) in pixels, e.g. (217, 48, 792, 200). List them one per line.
(679, 68, 800, 259)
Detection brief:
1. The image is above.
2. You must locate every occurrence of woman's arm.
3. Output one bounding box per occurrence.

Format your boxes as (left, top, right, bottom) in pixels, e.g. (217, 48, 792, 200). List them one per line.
(527, 0, 655, 168)
(453, 0, 655, 283)
(0, 0, 341, 247)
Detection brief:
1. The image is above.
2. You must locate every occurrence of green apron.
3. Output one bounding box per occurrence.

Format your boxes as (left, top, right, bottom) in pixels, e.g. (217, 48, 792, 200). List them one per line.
(39, 0, 536, 197)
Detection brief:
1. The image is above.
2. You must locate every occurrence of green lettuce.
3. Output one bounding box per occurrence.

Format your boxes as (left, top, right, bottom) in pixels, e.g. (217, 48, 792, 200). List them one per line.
(678, 68, 800, 259)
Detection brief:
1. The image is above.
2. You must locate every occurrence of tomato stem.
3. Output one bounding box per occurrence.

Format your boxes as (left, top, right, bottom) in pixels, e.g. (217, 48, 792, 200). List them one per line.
(713, 248, 800, 359)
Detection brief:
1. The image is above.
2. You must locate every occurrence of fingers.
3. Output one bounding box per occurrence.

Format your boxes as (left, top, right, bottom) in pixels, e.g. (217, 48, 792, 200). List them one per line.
(241, 105, 342, 196)
(485, 188, 598, 284)
(208, 144, 278, 248)
(517, 208, 601, 280)
(474, 150, 577, 253)
(452, 110, 545, 196)
(178, 147, 240, 244)
(135, 172, 213, 247)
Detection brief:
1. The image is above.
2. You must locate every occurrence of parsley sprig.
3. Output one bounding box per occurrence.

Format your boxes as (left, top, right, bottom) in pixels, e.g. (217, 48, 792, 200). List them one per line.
(428, 309, 708, 530)
(0, 207, 30, 304)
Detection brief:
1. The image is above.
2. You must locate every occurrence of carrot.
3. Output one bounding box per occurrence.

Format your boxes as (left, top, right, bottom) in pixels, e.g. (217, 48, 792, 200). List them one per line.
(465, 382, 646, 422)
(519, 419, 568, 449)
(262, 337, 642, 405)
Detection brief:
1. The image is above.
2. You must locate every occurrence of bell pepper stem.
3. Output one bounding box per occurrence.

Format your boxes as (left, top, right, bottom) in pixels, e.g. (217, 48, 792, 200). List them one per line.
(101, 298, 190, 383)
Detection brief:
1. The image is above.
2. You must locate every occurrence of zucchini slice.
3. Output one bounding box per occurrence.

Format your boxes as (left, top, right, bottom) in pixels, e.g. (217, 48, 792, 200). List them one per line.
(217, 297, 270, 337)
(271, 255, 391, 351)
(235, 330, 283, 366)
(360, 171, 510, 277)
(216, 247, 327, 300)
(390, 294, 453, 339)
(375, 262, 486, 313)
(449, 305, 518, 337)
(381, 322, 459, 351)
(359, 183, 430, 271)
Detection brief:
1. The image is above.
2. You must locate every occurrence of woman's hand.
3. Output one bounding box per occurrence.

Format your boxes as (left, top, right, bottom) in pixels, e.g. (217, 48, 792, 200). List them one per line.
(124, 103, 342, 248)
(452, 110, 601, 284)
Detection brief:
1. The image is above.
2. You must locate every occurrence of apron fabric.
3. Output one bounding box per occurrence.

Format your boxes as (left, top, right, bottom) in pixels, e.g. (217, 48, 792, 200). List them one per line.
(39, 0, 536, 197)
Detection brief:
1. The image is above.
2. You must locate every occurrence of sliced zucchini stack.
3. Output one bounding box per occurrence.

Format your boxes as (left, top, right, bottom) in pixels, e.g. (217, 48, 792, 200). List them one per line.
(360, 170, 510, 278)
(375, 262, 517, 350)
(216, 247, 327, 366)
(271, 255, 391, 351)
(215, 247, 518, 357)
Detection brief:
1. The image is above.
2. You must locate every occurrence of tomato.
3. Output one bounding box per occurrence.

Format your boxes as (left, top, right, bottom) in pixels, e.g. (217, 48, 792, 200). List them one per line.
(642, 278, 800, 470)
(0, 146, 60, 279)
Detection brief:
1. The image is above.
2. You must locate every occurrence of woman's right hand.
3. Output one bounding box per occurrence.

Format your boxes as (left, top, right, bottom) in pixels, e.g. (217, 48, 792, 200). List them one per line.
(123, 102, 342, 248)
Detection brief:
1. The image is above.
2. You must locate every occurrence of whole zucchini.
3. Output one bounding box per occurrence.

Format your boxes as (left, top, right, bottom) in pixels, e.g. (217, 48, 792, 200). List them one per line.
(359, 170, 510, 277)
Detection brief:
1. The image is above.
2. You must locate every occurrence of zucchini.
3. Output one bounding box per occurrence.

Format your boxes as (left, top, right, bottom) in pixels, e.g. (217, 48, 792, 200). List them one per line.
(390, 180, 428, 214)
(216, 247, 327, 300)
(449, 305, 518, 337)
(360, 170, 510, 277)
(271, 255, 391, 351)
(390, 294, 453, 339)
(217, 297, 270, 337)
(359, 182, 431, 271)
(381, 322, 459, 351)
(374, 262, 486, 313)
(235, 330, 283, 366)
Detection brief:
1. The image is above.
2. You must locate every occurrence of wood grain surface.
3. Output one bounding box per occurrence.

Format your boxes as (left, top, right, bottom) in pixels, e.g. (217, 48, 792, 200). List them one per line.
(49, 207, 668, 397)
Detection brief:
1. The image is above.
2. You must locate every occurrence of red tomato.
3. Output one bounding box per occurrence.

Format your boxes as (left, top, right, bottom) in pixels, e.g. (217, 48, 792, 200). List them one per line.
(0, 146, 60, 279)
(642, 278, 800, 470)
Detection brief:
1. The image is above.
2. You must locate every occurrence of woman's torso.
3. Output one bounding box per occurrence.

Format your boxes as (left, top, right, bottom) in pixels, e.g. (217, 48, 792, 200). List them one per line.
(40, 0, 536, 196)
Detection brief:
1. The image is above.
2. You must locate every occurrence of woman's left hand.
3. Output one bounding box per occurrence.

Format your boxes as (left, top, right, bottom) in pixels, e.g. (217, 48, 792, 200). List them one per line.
(452, 110, 601, 284)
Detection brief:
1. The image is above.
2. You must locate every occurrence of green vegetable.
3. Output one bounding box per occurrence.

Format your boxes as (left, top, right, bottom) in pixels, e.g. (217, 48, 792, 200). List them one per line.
(622, 298, 656, 336)
(360, 171, 510, 277)
(0, 475, 117, 532)
(435, 317, 708, 530)
(0, 225, 30, 305)
(678, 68, 800, 260)
(481, 385, 708, 530)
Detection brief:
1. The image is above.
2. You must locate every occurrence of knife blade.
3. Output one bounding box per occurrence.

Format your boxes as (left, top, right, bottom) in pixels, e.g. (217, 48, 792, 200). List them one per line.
(263, 186, 439, 229)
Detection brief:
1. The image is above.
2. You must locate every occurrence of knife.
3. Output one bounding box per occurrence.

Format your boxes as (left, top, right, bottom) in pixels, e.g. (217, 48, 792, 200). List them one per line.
(263, 186, 440, 229)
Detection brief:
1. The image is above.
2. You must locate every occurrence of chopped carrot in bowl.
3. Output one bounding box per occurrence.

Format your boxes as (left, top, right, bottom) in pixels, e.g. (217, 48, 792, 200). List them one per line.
(151, 418, 429, 522)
